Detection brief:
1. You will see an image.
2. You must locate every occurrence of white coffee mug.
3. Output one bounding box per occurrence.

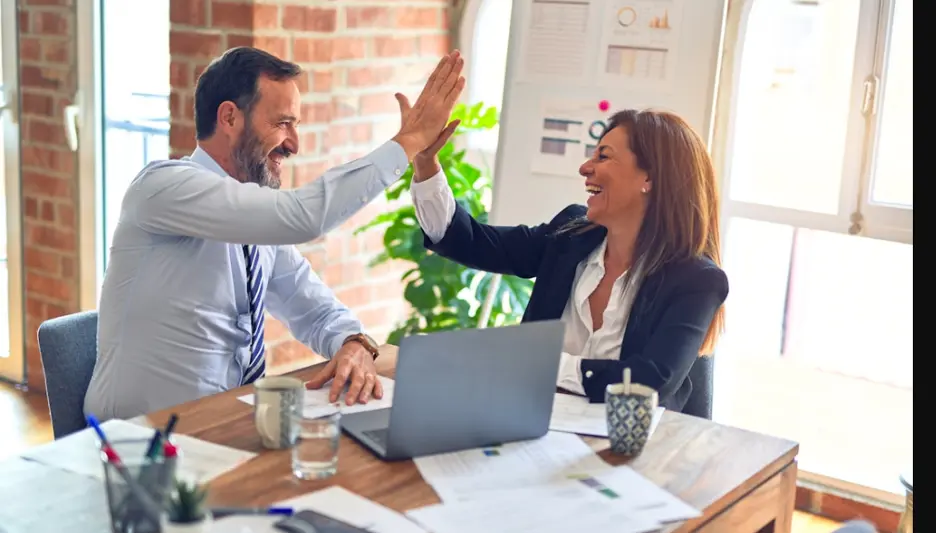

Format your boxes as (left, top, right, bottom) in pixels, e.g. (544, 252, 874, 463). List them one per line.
(253, 376, 304, 449)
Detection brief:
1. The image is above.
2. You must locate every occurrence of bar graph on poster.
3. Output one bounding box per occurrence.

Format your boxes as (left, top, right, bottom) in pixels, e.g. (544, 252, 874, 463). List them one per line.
(598, 0, 684, 91)
(531, 99, 610, 179)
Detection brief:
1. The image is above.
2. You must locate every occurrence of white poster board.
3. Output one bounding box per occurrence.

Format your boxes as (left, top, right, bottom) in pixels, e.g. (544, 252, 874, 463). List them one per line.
(489, 0, 726, 227)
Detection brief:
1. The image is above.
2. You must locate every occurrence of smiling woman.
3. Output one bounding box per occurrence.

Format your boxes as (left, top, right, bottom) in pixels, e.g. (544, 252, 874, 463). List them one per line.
(408, 107, 727, 416)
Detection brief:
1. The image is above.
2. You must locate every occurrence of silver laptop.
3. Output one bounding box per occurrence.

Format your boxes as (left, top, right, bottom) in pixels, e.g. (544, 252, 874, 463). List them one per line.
(341, 319, 565, 461)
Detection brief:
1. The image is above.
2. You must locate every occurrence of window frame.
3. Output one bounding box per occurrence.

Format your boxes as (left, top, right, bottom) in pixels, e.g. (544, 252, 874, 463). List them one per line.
(457, 0, 507, 164)
(710, 0, 911, 505)
(713, 0, 911, 247)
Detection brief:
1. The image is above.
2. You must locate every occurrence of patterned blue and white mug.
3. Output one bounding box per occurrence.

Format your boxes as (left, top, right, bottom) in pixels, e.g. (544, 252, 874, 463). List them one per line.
(606, 375, 659, 456)
(254, 376, 303, 449)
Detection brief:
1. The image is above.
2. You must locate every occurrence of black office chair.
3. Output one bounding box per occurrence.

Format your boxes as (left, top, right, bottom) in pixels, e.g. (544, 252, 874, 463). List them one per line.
(682, 356, 714, 419)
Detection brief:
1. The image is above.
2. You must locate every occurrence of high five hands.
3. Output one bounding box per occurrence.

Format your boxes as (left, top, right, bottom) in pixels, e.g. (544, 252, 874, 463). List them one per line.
(392, 51, 466, 162)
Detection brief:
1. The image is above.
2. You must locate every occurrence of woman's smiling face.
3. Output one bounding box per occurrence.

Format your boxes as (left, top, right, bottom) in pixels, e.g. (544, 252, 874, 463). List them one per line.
(579, 125, 651, 227)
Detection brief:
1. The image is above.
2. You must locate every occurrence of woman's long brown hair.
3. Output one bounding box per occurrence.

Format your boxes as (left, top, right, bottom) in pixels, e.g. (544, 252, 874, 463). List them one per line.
(562, 109, 725, 355)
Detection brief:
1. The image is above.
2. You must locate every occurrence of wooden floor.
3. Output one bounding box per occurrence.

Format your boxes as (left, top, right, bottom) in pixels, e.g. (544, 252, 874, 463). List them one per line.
(0, 382, 842, 533)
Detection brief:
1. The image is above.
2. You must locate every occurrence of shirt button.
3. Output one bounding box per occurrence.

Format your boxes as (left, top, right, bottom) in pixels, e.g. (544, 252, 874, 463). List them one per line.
(585, 370, 594, 379)
(394, 168, 402, 176)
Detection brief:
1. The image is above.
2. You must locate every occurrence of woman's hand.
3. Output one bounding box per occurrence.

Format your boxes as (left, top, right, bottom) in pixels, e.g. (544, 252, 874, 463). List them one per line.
(412, 119, 460, 182)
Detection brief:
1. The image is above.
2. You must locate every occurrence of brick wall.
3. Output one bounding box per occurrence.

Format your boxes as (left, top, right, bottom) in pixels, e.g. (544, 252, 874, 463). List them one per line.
(169, 0, 449, 372)
(18, 2, 80, 391)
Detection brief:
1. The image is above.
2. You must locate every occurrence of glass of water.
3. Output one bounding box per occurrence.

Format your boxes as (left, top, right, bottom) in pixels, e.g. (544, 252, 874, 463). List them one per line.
(291, 403, 340, 480)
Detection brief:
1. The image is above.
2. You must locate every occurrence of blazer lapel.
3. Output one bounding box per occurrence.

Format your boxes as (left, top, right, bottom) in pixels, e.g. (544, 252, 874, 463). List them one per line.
(527, 226, 607, 321)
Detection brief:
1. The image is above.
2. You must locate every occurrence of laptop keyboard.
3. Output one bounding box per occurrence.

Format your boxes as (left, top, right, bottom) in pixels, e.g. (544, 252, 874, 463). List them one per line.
(363, 428, 389, 448)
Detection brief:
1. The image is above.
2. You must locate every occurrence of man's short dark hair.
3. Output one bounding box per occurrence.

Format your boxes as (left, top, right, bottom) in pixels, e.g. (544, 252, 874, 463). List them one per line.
(194, 47, 302, 140)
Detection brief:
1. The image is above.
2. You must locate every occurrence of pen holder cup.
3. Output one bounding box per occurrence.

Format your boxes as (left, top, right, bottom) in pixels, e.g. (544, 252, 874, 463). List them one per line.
(101, 438, 176, 533)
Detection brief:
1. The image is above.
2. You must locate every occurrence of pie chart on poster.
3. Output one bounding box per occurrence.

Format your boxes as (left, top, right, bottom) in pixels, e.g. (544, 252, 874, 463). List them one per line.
(617, 6, 637, 27)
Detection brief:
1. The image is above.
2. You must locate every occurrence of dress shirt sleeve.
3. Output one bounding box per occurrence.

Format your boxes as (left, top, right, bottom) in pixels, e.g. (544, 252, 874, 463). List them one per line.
(556, 352, 585, 396)
(130, 141, 408, 245)
(410, 170, 456, 244)
(264, 245, 363, 359)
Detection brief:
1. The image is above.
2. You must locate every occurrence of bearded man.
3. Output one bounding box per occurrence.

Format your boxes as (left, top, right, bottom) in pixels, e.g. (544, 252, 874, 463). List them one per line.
(85, 47, 465, 420)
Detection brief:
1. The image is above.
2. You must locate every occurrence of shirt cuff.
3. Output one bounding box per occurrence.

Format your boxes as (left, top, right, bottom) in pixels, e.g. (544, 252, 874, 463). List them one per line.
(557, 352, 585, 396)
(370, 140, 410, 187)
(409, 170, 450, 195)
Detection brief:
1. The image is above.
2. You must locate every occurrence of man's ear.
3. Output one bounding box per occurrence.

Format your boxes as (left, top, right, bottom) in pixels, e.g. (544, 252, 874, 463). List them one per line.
(216, 101, 243, 137)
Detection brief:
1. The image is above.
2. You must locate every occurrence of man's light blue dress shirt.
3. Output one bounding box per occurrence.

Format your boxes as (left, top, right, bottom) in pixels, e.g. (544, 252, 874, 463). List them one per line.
(84, 141, 409, 420)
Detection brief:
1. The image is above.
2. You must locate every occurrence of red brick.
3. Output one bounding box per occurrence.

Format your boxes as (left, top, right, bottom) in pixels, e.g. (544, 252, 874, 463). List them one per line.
(311, 70, 333, 92)
(293, 38, 333, 64)
(269, 339, 316, 367)
(169, 123, 197, 153)
(21, 93, 54, 116)
(20, 37, 41, 61)
(373, 37, 416, 58)
(300, 102, 331, 124)
(25, 248, 61, 275)
(253, 36, 287, 59)
(22, 146, 74, 175)
(303, 250, 327, 272)
(301, 132, 318, 153)
(19, 11, 29, 33)
(211, 1, 254, 30)
(395, 7, 439, 29)
(169, 30, 223, 59)
(171, 0, 207, 26)
(359, 93, 399, 115)
(43, 39, 69, 63)
(22, 171, 71, 198)
(25, 118, 68, 145)
(24, 197, 38, 218)
(169, 62, 190, 88)
(253, 4, 280, 30)
(351, 123, 372, 144)
(356, 307, 391, 331)
(57, 204, 75, 228)
(282, 6, 337, 33)
(21, 65, 62, 90)
(331, 97, 358, 120)
(264, 315, 290, 342)
(26, 222, 76, 252)
(347, 65, 394, 88)
(346, 7, 391, 28)
(333, 37, 367, 60)
(419, 34, 449, 56)
(35, 10, 68, 35)
(226, 33, 253, 49)
(26, 271, 73, 303)
(40, 200, 55, 221)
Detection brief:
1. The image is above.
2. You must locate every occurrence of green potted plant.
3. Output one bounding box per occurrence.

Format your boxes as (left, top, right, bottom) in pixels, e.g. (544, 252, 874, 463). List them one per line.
(162, 478, 211, 532)
(356, 102, 534, 343)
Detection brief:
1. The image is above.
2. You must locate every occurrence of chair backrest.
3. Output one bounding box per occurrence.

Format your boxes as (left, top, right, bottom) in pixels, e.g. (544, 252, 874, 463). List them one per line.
(37, 310, 99, 439)
(682, 355, 714, 419)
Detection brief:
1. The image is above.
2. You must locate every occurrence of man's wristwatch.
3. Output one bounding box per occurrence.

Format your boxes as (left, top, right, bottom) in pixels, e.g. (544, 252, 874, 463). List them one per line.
(343, 333, 380, 360)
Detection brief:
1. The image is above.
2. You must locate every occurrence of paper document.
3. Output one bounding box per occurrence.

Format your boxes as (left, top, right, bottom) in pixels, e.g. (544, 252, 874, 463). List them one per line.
(408, 493, 659, 533)
(413, 431, 610, 503)
(207, 487, 424, 533)
(520, 0, 595, 80)
(19, 419, 256, 484)
(532, 98, 613, 179)
(407, 465, 698, 532)
(597, 0, 685, 90)
(550, 393, 666, 438)
(0, 456, 111, 533)
(237, 376, 395, 419)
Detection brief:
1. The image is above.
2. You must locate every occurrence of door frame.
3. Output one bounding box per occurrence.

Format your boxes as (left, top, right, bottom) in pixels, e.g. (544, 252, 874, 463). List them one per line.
(0, 0, 24, 384)
(75, 0, 105, 311)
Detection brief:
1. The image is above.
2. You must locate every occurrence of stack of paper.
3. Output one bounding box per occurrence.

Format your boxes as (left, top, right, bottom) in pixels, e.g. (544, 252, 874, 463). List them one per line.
(19, 419, 256, 484)
(237, 376, 395, 419)
(407, 431, 699, 533)
(549, 393, 666, 438)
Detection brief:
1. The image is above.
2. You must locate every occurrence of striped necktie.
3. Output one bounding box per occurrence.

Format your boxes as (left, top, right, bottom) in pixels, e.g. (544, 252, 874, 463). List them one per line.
(242, 244, 266, 384)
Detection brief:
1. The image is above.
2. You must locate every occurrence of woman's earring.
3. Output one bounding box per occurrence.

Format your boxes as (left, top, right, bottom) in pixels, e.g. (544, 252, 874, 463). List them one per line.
(641, 187, 648, 194)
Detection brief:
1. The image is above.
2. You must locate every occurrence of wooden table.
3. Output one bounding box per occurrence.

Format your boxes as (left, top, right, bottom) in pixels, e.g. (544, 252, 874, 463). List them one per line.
(136, 361, 799, 533)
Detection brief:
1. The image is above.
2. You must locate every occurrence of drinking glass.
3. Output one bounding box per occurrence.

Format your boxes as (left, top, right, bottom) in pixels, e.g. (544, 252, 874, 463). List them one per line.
(291, 403, 340, 480)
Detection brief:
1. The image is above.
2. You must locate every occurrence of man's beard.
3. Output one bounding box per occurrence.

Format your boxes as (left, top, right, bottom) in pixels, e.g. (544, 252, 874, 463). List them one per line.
(231, 127, 282, 189)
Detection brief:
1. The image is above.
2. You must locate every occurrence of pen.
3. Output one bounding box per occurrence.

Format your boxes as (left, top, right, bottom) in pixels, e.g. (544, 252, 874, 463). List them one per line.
(210, 507, 295, 519)
(86, 414, 110, 446)
(163, 413, 179, 440)
(101, 440, 164, 525)
(144, 429, 163, 459)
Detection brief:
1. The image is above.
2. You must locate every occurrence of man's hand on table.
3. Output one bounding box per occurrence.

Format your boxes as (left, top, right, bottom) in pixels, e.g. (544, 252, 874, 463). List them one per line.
(305, 341, 384, 406)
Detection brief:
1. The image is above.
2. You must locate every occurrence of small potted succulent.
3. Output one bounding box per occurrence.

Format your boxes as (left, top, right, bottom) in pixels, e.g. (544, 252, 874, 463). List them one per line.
(162, 479, 212, 533)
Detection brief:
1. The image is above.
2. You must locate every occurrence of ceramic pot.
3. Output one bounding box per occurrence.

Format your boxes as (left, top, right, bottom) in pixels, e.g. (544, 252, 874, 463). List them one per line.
(163, 516, 211, 534)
